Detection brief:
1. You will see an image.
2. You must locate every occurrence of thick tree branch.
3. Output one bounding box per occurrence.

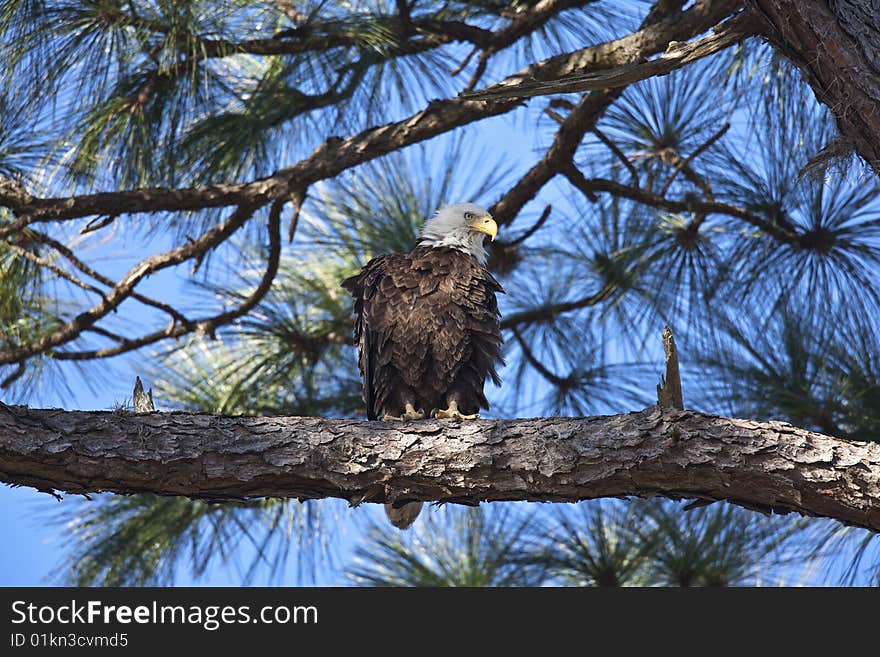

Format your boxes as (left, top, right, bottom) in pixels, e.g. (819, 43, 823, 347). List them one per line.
(465, 10, 757, 101)
(491, 90, 624, 226)
(1, 406, 878, 532)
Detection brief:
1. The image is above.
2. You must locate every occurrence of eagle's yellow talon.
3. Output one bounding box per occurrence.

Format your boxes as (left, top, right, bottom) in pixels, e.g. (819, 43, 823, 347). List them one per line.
(384, 403, 425, 421)
(433, 401, 479, 420)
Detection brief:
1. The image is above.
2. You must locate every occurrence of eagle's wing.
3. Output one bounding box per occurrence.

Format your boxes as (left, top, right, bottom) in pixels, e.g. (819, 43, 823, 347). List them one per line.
(453, 259, 504, 410)
(468, 264, 505, 388)
(342, 256, 388, 420)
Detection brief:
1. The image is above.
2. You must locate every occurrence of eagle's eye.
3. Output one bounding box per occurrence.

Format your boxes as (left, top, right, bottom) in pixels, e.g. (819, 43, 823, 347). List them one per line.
(464, 212, 474, 220)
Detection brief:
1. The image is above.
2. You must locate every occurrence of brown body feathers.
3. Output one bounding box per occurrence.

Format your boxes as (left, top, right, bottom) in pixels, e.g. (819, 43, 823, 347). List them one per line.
(342, 246, 504, 420)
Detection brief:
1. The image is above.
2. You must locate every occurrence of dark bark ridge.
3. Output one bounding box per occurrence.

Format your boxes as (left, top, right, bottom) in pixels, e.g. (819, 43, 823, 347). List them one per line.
(1, 405, 878, 532)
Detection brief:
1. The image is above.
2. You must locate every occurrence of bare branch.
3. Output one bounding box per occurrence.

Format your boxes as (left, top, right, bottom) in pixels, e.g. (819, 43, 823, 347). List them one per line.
(491, 91, 624, 226)
(52, 200, 283, 361)
(501, 284, 615, 329)
(656, 326, 684, 410)
(0, 205, 258, 366)
(512, 327, 570, 387)
(592, 127, 640, 186)
(79, 214, 118, 235)
(506, 204, 552, 246)
(27, 230, 193, 329)
(489, 0, 733, 225)
(1, 241, 105, 298)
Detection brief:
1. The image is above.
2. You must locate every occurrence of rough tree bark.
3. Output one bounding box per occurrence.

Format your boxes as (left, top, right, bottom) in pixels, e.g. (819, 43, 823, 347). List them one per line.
(1, 405, 878, 532)
(753, 0, 880, 173)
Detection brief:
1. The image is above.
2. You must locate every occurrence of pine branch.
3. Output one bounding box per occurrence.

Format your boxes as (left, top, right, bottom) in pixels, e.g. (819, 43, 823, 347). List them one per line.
(0, 0, 742, 231)
(0, 204, 259, 365)
(103, 1, 596, 124)
(2, 405, 879, 532)
(0, 0, 745, 370)
(465, 8, 757, 101)
(489, 0, 734, 225)
(52, 201, 283, 361)
(562, 168, 803, 246)
(491, 90, 624, 226)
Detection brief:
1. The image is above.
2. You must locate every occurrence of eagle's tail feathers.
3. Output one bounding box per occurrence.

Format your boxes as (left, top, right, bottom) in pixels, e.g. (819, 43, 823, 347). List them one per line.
(384, 502, 423, 530)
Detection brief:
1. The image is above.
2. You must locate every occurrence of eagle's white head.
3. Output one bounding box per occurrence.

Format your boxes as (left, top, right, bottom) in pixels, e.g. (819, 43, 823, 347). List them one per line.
(418, 202, 498, 265)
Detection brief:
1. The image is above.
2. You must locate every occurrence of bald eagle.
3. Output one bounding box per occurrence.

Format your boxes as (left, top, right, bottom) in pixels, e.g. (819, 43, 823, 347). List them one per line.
(342, 203, 504, 529)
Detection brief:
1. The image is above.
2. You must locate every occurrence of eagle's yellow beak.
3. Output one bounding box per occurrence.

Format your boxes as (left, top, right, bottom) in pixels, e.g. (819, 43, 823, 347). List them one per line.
(467, 215, 498, 241)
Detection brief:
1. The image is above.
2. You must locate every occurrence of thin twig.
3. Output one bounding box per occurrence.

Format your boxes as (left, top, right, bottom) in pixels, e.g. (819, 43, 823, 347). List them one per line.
(0, 204, 258, 366)
(86, 326, 130, 343)
(463, 50, 491, 93)
(544, 108, 566, 125)
(592, 127, 639, 186)
(659, 121, 729, 197)
(511, 327, 570, 388)
(0, 362, 25, 388)
(79, 214, 118, 235)
(1, 241, 106, 297)
(507, 204, 552, 246)
(562, 166, 802, 247)
(28, 230, 193, 328)
(450, 46, 479, 76)
(502, 283, 615, 329)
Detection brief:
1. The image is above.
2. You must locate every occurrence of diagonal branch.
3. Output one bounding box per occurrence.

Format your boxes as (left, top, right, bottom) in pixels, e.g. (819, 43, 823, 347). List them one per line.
(488, 0, 736, 226)
(111, 1, 594, 129)
(501, 284, 615, 329)
(466, 9, 758, 101)
(511, 327, 571, 387)
(52, 200, 284, 361)
(491, 90, 625, 226)
(27, 230, 193, 328)
(1, 405, 878, 532)
(0, 204, 258, 366)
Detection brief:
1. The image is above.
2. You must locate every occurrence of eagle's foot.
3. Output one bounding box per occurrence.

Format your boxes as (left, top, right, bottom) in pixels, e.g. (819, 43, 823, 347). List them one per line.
(433, 401, 479, 420)
(383, 403, 425, 421)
